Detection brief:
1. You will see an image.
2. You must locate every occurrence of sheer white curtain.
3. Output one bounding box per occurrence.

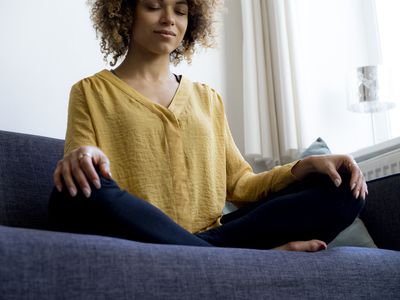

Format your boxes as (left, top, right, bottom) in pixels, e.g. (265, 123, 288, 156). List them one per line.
(241, 0, 301, 169)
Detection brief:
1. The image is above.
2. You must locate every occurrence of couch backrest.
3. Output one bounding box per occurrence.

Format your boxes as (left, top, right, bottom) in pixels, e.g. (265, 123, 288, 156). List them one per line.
(0, 130, 64, 229)
(360, 173, 400, 250)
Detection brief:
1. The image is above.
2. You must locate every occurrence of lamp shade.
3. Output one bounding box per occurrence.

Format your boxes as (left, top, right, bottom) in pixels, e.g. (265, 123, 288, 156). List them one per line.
(348, 65, 395, 113)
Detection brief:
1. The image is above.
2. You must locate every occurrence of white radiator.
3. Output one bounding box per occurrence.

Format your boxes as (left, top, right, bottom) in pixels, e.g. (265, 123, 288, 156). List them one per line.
(352, 137, 400, 181)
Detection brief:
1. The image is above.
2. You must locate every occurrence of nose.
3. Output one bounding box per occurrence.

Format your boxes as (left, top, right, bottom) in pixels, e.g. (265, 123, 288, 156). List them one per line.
(160, 8, 175, 26)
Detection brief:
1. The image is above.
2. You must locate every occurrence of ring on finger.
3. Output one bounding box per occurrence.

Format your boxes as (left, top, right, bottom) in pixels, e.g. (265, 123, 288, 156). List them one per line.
(348, 161, 357, 169)
(78, 152, 92, 162)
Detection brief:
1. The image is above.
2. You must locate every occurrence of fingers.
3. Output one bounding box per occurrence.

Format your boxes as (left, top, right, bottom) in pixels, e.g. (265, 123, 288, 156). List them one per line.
(274, 240, 327, 252)
(326, 165, 342, 188)
(61, 158, 78, 197)
(80, 150, 112, 187)
(322, 154, 367, 200)
(53, 160, 64, 192)
(52, 146, 111, 198)
(346, 159, 367, 200)
(79, 152, 101, 188)
(96, 155, 112, 179)
(72, 153, 97, 198)
(53, 158, 79, 196)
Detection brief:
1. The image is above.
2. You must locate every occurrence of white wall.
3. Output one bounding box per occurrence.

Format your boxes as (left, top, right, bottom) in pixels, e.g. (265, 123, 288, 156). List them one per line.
(0, 1, 102, 138)
(0, 0, 231, 140)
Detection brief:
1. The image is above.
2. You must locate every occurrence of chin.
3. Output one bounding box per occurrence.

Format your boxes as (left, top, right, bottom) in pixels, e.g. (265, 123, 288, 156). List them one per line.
(152, 47, 177, 56)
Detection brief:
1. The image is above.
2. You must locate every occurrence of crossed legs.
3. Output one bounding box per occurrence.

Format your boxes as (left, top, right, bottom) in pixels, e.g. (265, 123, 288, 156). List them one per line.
(49, 173, 364, 250)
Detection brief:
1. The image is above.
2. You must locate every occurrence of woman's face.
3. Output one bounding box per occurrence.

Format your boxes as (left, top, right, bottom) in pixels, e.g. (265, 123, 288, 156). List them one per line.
(131, 0, 189, 57)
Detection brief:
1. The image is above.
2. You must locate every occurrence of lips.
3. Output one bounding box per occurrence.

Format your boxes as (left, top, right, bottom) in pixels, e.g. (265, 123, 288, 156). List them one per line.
(154, 30, 176, 37)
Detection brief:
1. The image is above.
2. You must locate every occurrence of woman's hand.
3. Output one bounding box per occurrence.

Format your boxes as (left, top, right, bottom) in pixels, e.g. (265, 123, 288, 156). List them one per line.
(53, 146, 112, 198)
(291, 154, 368, 200)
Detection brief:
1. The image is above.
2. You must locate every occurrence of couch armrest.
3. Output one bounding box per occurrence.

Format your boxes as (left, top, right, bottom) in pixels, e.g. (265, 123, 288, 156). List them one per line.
(1, 225, 400, 299)
(361, 173, 400, 250)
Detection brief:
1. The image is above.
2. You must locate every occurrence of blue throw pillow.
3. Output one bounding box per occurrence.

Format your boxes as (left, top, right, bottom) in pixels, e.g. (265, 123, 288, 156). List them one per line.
(298, 137, 330, 158)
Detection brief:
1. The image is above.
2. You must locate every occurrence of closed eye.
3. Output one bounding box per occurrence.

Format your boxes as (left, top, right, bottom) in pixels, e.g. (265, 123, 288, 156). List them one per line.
(146, 5, 161, 10)
(175, 3, 188, 15)
(175, 10, 187, 16)
(143, 0, 162, 10)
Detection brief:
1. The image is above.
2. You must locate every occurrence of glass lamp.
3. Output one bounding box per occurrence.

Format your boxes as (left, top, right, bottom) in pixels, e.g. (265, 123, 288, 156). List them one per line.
(348, 65, 395, 143)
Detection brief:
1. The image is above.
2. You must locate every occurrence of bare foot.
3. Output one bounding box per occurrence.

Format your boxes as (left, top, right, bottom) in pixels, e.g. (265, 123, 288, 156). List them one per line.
(273, 239, 327, 252)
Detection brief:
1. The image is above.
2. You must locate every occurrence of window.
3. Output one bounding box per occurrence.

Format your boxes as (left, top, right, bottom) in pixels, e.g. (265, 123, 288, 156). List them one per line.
(375, 0, 400, 140)
(288, 0, 399, 153)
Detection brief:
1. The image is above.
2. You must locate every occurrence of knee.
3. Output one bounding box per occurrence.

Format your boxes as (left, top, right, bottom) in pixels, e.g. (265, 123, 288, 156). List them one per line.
(89, 172, 121, 202)
(96, 172, 119, 191)
(48, 172, 120, 232)
(328, 183, 366, 222)
(48, 185, 91, 232)
(49, 171, 120, 213)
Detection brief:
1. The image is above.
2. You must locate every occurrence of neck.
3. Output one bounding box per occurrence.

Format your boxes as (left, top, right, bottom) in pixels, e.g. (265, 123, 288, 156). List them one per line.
(115, 47, 173, 83)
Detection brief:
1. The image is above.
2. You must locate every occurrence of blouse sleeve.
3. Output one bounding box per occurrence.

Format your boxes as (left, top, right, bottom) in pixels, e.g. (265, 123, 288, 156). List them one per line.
(224, 114, 298, 203)
(64, 82, 98, 156)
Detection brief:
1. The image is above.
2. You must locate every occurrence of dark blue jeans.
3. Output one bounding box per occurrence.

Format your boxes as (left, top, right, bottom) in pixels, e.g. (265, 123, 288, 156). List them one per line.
(48, 173, 364, 249)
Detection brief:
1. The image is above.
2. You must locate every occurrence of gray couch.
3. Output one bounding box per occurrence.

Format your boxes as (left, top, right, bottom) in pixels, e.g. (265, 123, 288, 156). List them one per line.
(1, 129, 399, 299)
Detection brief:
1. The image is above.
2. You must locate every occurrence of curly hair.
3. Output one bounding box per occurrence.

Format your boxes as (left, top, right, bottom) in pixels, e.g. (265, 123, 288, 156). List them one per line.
(87, 0, 223, 66)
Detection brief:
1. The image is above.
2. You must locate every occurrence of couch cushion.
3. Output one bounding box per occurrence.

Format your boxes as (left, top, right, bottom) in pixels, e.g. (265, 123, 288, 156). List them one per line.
(1, 225, 400, 299)
(0, 130, 64, 229)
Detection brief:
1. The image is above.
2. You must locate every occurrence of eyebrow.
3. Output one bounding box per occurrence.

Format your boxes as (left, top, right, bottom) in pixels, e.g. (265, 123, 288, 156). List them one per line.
(158, 0, 188, 4)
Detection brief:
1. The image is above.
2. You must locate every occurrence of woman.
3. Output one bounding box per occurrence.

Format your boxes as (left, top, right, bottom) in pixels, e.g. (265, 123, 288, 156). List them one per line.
(49, 0, 367, 252)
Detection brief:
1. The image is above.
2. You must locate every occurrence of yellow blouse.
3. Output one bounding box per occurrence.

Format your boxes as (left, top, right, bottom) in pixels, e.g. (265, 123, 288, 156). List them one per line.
(65, 70, 298, 233)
